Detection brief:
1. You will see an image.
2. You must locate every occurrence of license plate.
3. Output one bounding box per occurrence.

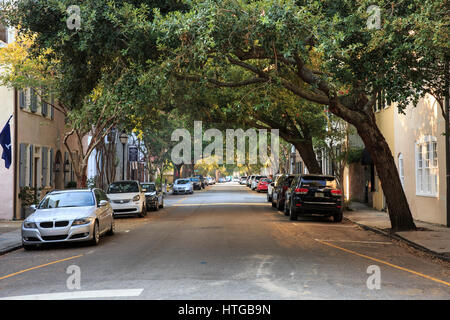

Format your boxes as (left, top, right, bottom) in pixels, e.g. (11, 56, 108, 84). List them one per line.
(315, 192, 324, 198)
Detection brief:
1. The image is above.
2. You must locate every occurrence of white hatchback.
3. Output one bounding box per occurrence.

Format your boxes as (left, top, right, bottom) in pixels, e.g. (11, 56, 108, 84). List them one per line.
(107, 180, 146, 217)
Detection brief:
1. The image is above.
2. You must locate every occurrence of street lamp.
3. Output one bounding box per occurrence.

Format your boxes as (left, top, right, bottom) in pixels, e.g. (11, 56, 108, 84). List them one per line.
(119, 132, 128, 180)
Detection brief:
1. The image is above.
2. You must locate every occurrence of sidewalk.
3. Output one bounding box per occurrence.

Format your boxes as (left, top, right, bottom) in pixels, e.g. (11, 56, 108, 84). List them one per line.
(0, 220, 22, 255)
(346, 202, 450, 261)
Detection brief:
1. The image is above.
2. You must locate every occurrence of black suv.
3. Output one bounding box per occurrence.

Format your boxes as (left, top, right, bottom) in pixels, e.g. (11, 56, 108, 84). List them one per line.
(284, 174, 343, 222)
(271, 174, 298, 211)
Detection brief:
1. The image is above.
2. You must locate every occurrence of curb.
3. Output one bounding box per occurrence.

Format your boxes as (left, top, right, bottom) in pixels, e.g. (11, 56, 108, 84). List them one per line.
(0, 243, 22, 256)
(348, 219, 450, 263)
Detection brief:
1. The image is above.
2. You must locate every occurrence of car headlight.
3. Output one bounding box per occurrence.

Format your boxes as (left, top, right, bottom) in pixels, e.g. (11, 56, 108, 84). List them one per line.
(24, 221, 37, 229)
(72, 218, 92, 226)
(133, 195, 140, 202)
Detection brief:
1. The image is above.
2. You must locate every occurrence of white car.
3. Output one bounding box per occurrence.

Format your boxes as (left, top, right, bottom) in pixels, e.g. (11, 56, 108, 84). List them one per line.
(173, 179, 194, 194)
(22, 189, 115, 249)
(267, 175, 281, 202)
(107, 180, 146, 217)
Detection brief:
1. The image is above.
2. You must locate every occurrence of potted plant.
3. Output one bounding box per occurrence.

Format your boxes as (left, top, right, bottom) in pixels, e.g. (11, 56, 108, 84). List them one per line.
(18, 186, 40, 219)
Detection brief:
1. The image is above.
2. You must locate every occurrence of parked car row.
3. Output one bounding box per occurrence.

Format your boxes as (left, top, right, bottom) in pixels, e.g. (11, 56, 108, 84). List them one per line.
(21, 180, 166, 249)
(243, 175, 272, 192)
(269, 174, 343, 222)
(172, 175, 215, 195)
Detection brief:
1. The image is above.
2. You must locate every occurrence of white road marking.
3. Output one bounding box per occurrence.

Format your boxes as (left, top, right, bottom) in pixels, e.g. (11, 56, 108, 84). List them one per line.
(0, 289, 144, 300)
(315, 239, 393, 245)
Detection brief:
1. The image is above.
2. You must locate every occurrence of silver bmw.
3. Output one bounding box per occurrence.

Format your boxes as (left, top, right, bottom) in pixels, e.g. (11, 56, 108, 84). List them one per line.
(21, 189, 115, 250)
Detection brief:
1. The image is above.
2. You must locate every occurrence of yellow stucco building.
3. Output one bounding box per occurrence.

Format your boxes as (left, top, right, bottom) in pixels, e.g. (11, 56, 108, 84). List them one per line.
(371, 94, 446, 225)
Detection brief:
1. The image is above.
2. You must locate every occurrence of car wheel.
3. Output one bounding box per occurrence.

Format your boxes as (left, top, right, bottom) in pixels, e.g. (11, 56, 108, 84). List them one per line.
(289, 204, 298, 221)
(276, 198, 282, 211)
(159, 198, 164, 209)
(138, 205, 146, 218)
(23, 244, 38, 251)
(154, 201, 160, 211)
(333, 211, 343, 223)
(106, 219, 115, 236)
(271, 198, 276, 207)
(89, 221, 100, 246)
(283, 200, 290, 216)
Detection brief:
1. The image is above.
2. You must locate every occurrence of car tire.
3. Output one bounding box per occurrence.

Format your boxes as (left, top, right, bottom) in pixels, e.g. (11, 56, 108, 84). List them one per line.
(138, 205, 146, 218)
(89, 221, 100, 246)
(154, 201, 160, 211)
(23, 244, 38, 251)
(271, 198, 276, 207)
(276, 198, 282, 211)
(283, 200, 290, 216)
(333, 211, 343, 223)
(159, 198, 164, 209)
(106, 219, 115, 236)
(289, 205, 298, 221)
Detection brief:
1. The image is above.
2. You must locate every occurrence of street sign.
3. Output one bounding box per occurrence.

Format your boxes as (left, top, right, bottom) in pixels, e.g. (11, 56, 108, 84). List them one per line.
(128, 146, 138, 162)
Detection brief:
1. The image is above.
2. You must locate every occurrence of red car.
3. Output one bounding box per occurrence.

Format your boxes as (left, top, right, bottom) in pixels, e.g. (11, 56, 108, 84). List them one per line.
(256, 178, 272, 193)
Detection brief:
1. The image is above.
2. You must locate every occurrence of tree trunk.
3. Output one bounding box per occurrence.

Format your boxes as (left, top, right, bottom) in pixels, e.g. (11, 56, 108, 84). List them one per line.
(77, 164, 88, 189)
(333, 106, 416, 231)
(292, 140, 322, 174)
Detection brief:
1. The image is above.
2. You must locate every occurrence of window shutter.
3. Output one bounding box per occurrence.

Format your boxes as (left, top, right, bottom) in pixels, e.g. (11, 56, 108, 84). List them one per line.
(50, 93, 55, 119)
(42, 147, 48, 187)
(29, 145, 33, 187)
(19, 144, 27, 187)
(41, 90, 48, 117)
(30, 89, 38, 113)
(49, 148, 54, 187)
(19, 90, 26, 109)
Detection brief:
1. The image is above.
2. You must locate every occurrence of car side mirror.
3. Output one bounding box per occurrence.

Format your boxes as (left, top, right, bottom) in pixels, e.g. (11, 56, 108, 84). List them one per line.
(270, 183, 274, 186)
(99, 200, 108, 207)
(30, 204, 36, 211)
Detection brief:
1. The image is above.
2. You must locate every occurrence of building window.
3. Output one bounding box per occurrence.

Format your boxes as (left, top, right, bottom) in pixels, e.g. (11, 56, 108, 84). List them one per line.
(415, 136, 438, 197)
(398, 153, 404, 188)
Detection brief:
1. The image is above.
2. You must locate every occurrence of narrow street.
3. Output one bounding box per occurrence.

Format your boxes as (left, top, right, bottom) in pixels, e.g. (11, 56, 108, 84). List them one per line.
(0, 182, 449, 300)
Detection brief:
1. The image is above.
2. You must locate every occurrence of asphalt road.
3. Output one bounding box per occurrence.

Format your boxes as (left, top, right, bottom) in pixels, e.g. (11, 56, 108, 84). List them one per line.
(0, 182, 449, 299)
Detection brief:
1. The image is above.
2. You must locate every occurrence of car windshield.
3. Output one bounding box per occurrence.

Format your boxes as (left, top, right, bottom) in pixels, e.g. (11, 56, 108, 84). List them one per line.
(301, 177, 337, 188)
(107, 182, 139, 193)
(141, 184, 156, 192)
(39, 192, 94, 209)
(176, 179, 190, 184)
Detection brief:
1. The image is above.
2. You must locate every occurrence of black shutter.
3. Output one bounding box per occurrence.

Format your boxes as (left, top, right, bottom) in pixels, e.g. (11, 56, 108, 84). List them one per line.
(19, 90, 26, 109)
(49, 148, 54, 187)
(30, 89, 38, 113)
(41, 88, 48, 117)
(19, 144, 27, 187)
(42, 147, 48, 186)
(29, 145, 33, 187)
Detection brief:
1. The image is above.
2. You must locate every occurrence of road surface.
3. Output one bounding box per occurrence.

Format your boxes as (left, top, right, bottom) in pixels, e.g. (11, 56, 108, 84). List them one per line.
(0, 182, 449, 299)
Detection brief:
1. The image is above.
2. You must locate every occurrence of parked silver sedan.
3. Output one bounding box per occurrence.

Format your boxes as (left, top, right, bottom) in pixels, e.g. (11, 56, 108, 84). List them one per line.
(21, 189, 115, 250)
